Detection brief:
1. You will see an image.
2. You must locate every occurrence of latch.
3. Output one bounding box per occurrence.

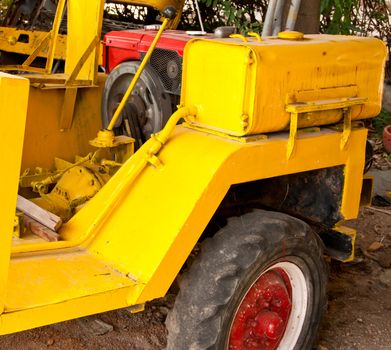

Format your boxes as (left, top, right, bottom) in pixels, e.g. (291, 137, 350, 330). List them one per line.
(285, 97, 367, 159)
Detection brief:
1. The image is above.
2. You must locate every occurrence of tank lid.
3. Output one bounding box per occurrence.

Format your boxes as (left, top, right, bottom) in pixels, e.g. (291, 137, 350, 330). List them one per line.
(278, 31, 304, 40)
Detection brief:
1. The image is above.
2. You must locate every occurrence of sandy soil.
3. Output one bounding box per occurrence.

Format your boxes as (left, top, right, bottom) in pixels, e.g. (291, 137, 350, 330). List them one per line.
(0, 209, 389, 350)
(318, 208, 391, 350)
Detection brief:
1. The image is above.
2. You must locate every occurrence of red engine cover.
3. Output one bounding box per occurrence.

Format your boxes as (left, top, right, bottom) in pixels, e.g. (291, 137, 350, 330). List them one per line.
(103, 29, 196, 72)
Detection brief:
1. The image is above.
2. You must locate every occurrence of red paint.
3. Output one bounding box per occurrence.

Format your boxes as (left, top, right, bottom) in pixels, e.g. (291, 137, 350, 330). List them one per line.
(229, 268, 292, 350)
(103, 29, 206, 72)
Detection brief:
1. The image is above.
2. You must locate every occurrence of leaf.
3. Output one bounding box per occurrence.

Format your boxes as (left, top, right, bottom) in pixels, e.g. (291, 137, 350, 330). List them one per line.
(367, 241, 384, 252)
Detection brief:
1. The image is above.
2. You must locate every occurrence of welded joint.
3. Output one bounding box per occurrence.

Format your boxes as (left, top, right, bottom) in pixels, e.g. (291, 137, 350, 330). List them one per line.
(340, 107, 352, 150)
(66, 36, 100, 86)
(146, 106, 198, 168)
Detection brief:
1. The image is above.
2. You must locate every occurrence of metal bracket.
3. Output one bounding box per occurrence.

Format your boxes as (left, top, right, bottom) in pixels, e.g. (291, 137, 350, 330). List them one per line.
(184, 123, 267, 143)
(0, 0, 66, 74)
(320, 225, 356, 262)
(21, 32, 51, 68)
(59, 88, 78, 131)
(287, 111, 298, 159)
(65, 35, 100, 87)
(286, 97, 367, 159)
(340, 107, 352, 150)
(147, 154, 163, 169)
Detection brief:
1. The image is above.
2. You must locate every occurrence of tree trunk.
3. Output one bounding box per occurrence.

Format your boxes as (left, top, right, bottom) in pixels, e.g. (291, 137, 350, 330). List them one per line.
(295, 0, 321, 34)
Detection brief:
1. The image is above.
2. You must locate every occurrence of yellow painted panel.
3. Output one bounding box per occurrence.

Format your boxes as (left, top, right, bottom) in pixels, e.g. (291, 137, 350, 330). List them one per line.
(21, 75, 104, 170)
(137, 127, 367, 302)
(341, 128, 367, 219)
(0, 28, 67, 59)
(3, 125, 366, 331)
(5, 250, 134, 312)
(181, 41, 256, 135)
(0, 286, 132, 335)
(65, 0, 104, 82)
(58, 126, 366, 305)
(182, 35, 386, 136)
(0, 74, 29, 314)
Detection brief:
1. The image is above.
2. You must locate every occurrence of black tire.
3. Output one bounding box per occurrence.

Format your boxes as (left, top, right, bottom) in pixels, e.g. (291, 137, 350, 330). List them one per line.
(101, 61, 172, 149)
(166, 209, 328, 350)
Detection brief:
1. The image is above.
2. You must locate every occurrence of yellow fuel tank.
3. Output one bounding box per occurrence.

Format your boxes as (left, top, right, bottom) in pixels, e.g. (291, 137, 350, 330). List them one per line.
(181, 34, 387, 136)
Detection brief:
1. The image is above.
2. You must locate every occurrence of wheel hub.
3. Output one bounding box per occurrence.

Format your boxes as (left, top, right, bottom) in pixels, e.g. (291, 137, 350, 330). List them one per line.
(254, 311, 284, 340)
(229, 269, 292, 350)
(127, 95, 147, 128)
(109, 92, 147, 128)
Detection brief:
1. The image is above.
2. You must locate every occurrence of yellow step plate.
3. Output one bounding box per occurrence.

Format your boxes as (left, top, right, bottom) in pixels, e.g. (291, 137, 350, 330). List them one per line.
(5, 249, 134, 313)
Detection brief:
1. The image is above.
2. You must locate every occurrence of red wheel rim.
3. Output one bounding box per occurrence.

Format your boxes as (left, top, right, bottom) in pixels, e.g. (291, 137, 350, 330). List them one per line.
(228, 268, 293, 350)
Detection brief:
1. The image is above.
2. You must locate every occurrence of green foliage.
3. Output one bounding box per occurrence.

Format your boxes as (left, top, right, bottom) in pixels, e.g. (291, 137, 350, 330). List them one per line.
(0, 0, 13, 6)
(373, 109, 391, 138)
(0, 0, 13, 15)
(185, 0, 391, 43)
(320, 0, 391, 43)
(320, 0, 359, 34)
(180, 0, 268, 33)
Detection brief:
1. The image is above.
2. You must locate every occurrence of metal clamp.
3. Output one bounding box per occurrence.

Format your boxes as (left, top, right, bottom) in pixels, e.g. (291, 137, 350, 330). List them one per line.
(248, 32, 262, 42)
(285, 97, 367, 159)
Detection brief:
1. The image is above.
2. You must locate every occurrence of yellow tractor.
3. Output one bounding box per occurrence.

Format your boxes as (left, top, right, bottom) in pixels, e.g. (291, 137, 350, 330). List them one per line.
(0, 0, 387, 349)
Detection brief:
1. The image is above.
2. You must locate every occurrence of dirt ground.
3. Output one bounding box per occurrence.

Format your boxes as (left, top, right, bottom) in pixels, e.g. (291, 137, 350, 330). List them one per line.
(318, 208, 391, 350)
(0, 209, 390, 350)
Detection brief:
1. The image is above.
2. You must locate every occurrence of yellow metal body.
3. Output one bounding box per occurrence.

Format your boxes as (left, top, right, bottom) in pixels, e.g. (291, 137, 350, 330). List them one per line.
(1, 113, 368, 333)
(0, 34, 386, 334)
(65, 0, 104, 84)
(0, 73, 29, 315)
(0, 27, 67, 60)
(182, 35, 385, 136)
(1, 0, 66, 74)
(20, 76, 105, 170)
(33, 164, 107, 222)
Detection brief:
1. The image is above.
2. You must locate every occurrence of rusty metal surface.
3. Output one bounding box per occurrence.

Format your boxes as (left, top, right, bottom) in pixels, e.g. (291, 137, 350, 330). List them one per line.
(216, 166, 345, 228)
